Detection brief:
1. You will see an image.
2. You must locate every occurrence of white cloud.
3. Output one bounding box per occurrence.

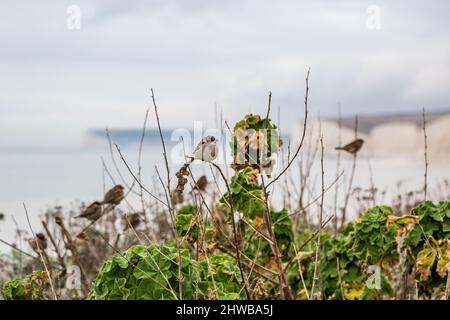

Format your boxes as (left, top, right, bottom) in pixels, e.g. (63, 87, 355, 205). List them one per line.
(0, 0, 449, 147)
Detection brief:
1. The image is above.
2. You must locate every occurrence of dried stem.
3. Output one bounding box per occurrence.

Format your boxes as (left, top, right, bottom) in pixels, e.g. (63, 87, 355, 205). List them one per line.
(114, 143, 167, 207)
(311, 135, 325, 298)
(341, 115, 358, 226)
(333, 103, 342, 233)
(265, 91, 272, 119)
(137, 107, 151, 232)
(266, 68, 310, 189)
(41, 221, 66, 271)
(150, 88, 184, 300)
(23, 203, 58, 300)
(211, 162, 251, 299)
(54, 215, 89, 291)
(422, 107, 428, 201)
(261, 175, 294, 300)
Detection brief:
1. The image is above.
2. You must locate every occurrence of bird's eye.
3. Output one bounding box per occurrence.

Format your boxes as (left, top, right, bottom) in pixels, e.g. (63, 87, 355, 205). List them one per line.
(210, 137, 215, 142)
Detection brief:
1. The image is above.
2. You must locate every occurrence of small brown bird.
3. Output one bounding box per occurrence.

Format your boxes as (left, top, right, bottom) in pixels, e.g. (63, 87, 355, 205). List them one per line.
(193, 175, 208, 191)
(103, 185, 125, 205)
(335, 139, 364, 154)
(75, 201, 103, 221)
(170, 190, 184, 206)
(123, 212, 142, 231)
(0, 212, 4, 221)
(28, 233, 47, 251)
(73, 232, 89, 254)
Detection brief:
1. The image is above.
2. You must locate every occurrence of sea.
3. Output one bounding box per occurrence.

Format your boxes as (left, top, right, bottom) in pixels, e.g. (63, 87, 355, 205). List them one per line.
(1, 140, 449, 252)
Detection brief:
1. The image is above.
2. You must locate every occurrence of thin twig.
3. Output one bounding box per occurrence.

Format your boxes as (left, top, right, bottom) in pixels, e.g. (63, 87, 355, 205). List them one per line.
(42, 221, 66, 271)
(333, 103, 342, 233)
(311, 135, 325, 298)
(341, 115, 358, 226)
(261, 174, 294, 300)
(114, 143, 168, 207)
(0, 238, 52, 266)
(54, 215, 89, 291)
(211, 162, 251, 299)
(284, 215, 334, 271)
(150, 88, 184, 300)
(278, 171, 344, 224)
(266, 68, 310, 189)
(137, 107, 151, 232)
(23, 203, 58, 300)
(105, 128, 138, 195)
(265, 91, 272, 119)
(292, 241, 310, 300)
(422, 107, 428, 201)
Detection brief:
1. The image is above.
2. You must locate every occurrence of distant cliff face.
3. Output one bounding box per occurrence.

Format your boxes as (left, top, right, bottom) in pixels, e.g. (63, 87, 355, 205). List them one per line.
(291, 113, 450, 162)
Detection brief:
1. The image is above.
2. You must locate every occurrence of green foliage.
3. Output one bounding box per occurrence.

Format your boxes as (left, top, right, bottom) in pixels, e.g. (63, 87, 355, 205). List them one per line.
(403, 201, 450, 292)
(349, 206, 398, 264)
(405, 201, 450, 248)
(297, 206, 400, 299)
(220, 167, 265, 219)
(175, 205, 215, 243)
(176, 205, 198, 240)
(290, 202, 450, 299)
(272, 208, 293, 252)
(2, 270, 48, 300)
(88, 244, 244, 300)
(231, 114, 281, 174)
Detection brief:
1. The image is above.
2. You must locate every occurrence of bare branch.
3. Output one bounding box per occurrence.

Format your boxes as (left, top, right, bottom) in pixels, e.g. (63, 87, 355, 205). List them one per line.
(23, 203, 58, 300)
(266, 68, 310, 189)
(422, 107, 428, 201)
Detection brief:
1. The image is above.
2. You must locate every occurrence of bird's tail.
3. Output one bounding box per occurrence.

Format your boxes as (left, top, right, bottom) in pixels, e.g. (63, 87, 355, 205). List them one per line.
(335, 147, 344, 150)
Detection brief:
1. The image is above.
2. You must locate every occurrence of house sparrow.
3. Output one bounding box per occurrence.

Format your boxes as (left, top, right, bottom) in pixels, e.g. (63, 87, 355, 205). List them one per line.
(123, 212, 142, 231)
(170, 190, 184, 205)
(189, 136, 218, 163)
(73, 232, 89, 255)
(193, 175, 208, 191)
(103, 185, 125, 205)
(335, 139, 364, 154)
(75, 201, 103, 221)
(28, 233, 47, 251)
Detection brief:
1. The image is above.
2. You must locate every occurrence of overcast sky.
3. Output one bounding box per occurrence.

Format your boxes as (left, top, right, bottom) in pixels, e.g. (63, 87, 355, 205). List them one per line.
(1, 0, 449, 147)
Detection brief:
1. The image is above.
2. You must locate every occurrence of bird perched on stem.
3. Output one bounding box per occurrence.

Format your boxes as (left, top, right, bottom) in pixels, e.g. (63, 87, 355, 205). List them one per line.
(175, 136, 217, 197)
(73, 232, 89, 255)
(123, 213, 142, 231)
(188, 136, 218, 163)
(28, 233, 47, 252)
(335, 139, 364, 155)
(193, 175, 208, 191)
(103, 185, 125, 205)
(75, 201, 103, 221)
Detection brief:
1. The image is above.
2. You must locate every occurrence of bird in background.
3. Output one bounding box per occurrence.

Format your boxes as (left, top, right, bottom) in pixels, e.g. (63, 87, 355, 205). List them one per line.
(73, 232, 89, 255)
(193, 175, 208, 191)
(170, 189, 184, 205)
(103, 185, 125, 205)
(188, 136, 218, 163)
(28, 233, 47, 252)
(123, 212, 142, 231)
(75, 201, 103, 221)
(335, 138, 364, 155)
